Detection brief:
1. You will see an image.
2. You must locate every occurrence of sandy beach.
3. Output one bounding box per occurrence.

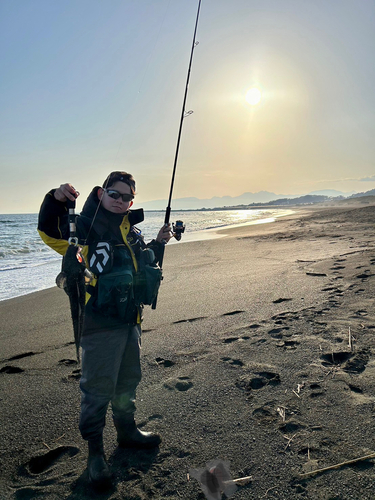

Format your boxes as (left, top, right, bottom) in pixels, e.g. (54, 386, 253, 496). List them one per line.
(1, 204, 375, 499)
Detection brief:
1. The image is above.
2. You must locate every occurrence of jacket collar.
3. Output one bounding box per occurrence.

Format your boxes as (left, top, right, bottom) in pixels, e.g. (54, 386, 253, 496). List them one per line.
(80, 187, 144, 240)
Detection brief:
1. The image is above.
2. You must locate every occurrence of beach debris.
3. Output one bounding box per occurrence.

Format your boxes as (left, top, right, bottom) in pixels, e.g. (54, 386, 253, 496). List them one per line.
(277, 406, 286, 422)
(54, 433, 66, 443)
(293, 382, 305, 398)
(347, 327, 357, 349)
(300, 451, 375, 478)
(283, 433, 299, 450)
(189, 460, 239, 500)
(261, 486, 277, 497)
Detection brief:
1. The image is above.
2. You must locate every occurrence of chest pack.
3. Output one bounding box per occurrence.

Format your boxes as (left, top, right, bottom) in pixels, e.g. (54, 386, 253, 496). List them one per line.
(133, 248, 163, 306)
(88, 241, 162, 320)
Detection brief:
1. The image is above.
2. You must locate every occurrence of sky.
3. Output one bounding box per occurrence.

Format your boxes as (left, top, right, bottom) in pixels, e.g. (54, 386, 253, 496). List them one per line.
(1, 0, 374, 213)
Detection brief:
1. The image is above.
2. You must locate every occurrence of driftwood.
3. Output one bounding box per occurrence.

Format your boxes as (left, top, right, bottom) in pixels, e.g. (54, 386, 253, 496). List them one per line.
(300, 452, 375, 477)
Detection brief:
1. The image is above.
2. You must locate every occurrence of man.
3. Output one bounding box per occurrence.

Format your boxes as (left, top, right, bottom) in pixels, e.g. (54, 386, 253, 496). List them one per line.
(38, 171, 172, 486)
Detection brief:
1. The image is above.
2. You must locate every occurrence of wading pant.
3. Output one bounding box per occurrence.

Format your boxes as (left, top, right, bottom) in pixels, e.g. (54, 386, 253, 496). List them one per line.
(79, 324, 142, 441)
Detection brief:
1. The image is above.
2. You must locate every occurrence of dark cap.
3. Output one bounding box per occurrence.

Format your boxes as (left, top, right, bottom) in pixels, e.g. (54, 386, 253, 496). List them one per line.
(102, 171, 136, 194)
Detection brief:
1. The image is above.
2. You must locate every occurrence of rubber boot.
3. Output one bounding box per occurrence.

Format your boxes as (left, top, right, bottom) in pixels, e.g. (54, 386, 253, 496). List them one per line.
(87, 437, 111, 487)
(113, 417, 161, 449)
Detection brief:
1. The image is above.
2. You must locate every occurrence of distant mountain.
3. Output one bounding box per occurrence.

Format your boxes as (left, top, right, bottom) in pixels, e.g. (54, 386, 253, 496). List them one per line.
(138, 189, 355, 210)
(349, 189, 375, 198)
(308, 189, 356, 197)
(263, 194, 335, 206)
(139, 191, 300, 210)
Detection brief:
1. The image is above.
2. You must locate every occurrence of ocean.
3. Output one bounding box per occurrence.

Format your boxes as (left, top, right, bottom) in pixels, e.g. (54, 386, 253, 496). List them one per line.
(0, 208, 293, 301)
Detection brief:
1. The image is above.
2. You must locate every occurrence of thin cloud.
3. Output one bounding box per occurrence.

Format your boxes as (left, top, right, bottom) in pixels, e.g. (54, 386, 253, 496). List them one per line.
(316, 175, 375, 184)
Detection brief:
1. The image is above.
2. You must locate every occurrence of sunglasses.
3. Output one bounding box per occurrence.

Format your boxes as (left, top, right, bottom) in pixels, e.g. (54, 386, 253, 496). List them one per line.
(104, 189, 134, 202)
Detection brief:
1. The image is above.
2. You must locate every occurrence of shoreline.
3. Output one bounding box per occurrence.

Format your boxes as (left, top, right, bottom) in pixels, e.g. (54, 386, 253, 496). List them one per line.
(0, 208, 297, 304)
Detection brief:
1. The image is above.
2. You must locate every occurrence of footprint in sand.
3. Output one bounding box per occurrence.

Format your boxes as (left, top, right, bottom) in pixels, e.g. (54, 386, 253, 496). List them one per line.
(356, 271, 375, 280)
(222, 310, 245, 316)
(353, 309, 369, 317)
(58, 359, 78, 366)
(273, 298, 293, 304)
(7, 352, 37, 361)
(149, 414, 164, 420)
(0, 365, 24, 374)
(321, 350, 369, 374)
(222, 336, 240, 344)
(279, 419, 306, 434)
(309, 387, 325, 398)
(26, 446, 80, 474)
(69, 369, 81, 379)
(236, 371, 281, 392)
(155, 357, 175, 367)
(164, 376, 193, 392)
(221, 357, 244, 367)
(61, 369, 81, 382)
(173, 316, 207, 324)
(276, 340, 300, 350)
(268, 328, 285, 339)
(348, 383, 363, 394)
(272, 311, 300, 322)
(252, 405, 278, 424)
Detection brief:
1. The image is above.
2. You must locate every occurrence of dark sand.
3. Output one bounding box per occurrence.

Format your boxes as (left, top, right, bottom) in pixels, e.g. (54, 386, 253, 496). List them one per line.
(1, 204, 375, 499)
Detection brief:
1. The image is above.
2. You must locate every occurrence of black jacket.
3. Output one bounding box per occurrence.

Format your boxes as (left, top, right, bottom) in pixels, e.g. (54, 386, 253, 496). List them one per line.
(38, 187, 163, 334)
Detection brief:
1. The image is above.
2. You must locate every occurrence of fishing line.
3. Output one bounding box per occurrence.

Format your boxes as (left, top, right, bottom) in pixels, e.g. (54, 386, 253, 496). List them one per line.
(164, 0, 202, 227)
(152, 0, 202, 309)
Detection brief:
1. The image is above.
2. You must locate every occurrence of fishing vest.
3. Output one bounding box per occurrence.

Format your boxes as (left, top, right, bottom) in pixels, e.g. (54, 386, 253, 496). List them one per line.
(88, 241, 162, 322)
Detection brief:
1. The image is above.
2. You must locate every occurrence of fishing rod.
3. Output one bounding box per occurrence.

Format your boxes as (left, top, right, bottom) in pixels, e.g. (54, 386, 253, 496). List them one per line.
(152, 0, 202, 309)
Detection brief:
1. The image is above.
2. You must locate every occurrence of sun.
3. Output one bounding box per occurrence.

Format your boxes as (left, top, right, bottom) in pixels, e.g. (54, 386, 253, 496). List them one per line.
(245, 87, 262, 106)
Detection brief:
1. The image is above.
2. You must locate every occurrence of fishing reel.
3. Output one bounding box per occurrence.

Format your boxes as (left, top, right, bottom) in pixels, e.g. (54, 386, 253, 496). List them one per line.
(173, 220, 185, 241)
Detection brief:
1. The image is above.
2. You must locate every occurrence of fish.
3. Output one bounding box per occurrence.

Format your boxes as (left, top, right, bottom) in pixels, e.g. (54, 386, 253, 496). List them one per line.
(56, 244, 88, 362)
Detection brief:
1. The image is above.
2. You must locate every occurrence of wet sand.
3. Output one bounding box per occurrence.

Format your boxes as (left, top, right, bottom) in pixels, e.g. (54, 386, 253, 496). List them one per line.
(1, 204, 375, 499)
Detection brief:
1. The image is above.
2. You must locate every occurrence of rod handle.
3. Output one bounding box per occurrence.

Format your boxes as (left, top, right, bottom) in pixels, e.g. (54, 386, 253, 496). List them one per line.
(66, 198, 76, 210)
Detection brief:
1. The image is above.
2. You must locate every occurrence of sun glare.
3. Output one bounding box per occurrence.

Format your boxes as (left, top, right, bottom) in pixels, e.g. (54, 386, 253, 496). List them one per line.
(245, 87, 262, 106)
